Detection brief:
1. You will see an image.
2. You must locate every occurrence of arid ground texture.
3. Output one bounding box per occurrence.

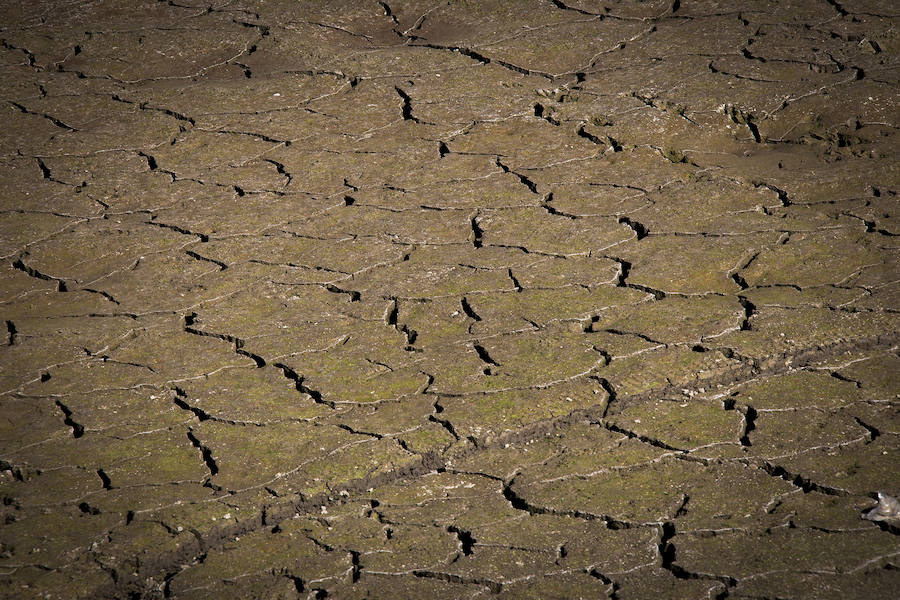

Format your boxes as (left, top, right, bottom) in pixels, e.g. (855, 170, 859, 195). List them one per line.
(1, 1, 898, 598)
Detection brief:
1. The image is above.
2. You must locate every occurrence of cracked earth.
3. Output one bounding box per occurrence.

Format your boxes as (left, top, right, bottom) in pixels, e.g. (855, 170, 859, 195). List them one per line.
(1, 1, 899, 598)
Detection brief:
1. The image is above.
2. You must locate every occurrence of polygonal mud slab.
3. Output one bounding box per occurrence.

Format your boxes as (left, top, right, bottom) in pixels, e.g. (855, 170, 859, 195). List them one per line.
(1, 1, 898, 598)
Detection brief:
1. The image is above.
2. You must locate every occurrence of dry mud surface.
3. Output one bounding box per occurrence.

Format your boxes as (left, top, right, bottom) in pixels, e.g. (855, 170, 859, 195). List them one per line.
(1, 1, 899, 598)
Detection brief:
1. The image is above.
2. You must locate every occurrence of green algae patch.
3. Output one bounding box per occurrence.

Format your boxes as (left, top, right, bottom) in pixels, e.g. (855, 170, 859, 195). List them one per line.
(447, 117, 599, 170)
(472, 286, 646, 335)
(477, 18, 650, 76)
(427, 325, 605, 395)
(513, 255, 622, 288)
(445, 432, 568, 481)
(777, 438, 899, 496)
(325, 396, 434, 435)
(371, 471, 512, 526)
(0, 212, 78, 259)
(615, 232, 782, 294)
(92, 252, 258, 315)
(742, 229, 884, 288)
(398, 296, 476, 347)
(444, 545, 576, 584)
(279, 436, 420, 498)
(60, 388, 183, 435)
(606, 398, 743, 450)
(322, 396, 456, 454)
(743, 284, 867, 309)
(349, 253, 514, 299)
(601, 343, 743, 399)
(635, 179, 781, 234)
(730, 567, 900, 600)
(476, 512, 659, 575)
(512, 455, 701, 524)
(769, 491, 884, 531)
(589, 294, 744, 345)
(22, 214, 192, 285)
(166, 526, 352, 598)
(324, 572, 486, 599)
(675, 527, 899, 581)
(192, 281, 357, 339)
(610, 565, 725, 600)
(194, 421, 415, 495)
(13, 428, 208, 489)
(480, 207, 634, 256)
(437, 379, 609, 442)
(0, 506, 121, 570)
(2, 555, 114, 600)
(292, 205, 473, 245)
(836, 351, 900, 401)
(108, 325, 254, 382)
(518, 457, 794, 529)
(288, 509, 459, 574)
(177, 366, 335, 423)
(714, 306, 900, 365)
(1, 465, 102, 507)
(727, 370, 866, 411)
(520, 424, 663, 478)
(0, 396, 72, 455)
(88, 481, 216, 521)
(0, 261, 57, 303)
(301, 360, 429, 405)
(407, 171, 543, 210)
(493, 572, 614, 599)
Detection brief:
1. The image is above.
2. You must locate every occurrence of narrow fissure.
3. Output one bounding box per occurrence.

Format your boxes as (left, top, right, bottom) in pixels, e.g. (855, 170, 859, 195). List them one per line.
(410, 569, 502, 595)
(430, 399, 460, 440)
(186, 428, 219, 477)
(97, 468, 112, 490)
(460, 296, 482, 322)
(541, 192, 578, 219)
(731, 273, 749, 290)
(385, 299, 418, 350)
(275, 363, 335, 409)
(507, 268, 523, 292)
(470, 214, 483, 248)
(853, 416, 880, 442)
(737, 295, 755, 330)
(12, 257, 68, 291)
(495, 158, 538, 194)
(185, 250, 228, 271)
(447, 525, 477, 556)
(183, 313, 265, 367)
(395, 86, 418, 122)
(473, 343, 501, 373)
(55, 399, 84, 438)
(146, 220, 209, 243)
(36, 157, 52, 179)
(533, 102, 560, 125)
(612, 257, 631, 287)
(658, 522, 676, 570)
(738, 405, 757, 446)
(173, 387, 212, 422)
(263, 158, 293, 187)
(603, 422, 683, 452)
(618, 216, 648, 239)
(6, 320, 16, 346)
(759, 462, 847, 496)
(137, 151, 158, 171)
(324, 283, 361, 302)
